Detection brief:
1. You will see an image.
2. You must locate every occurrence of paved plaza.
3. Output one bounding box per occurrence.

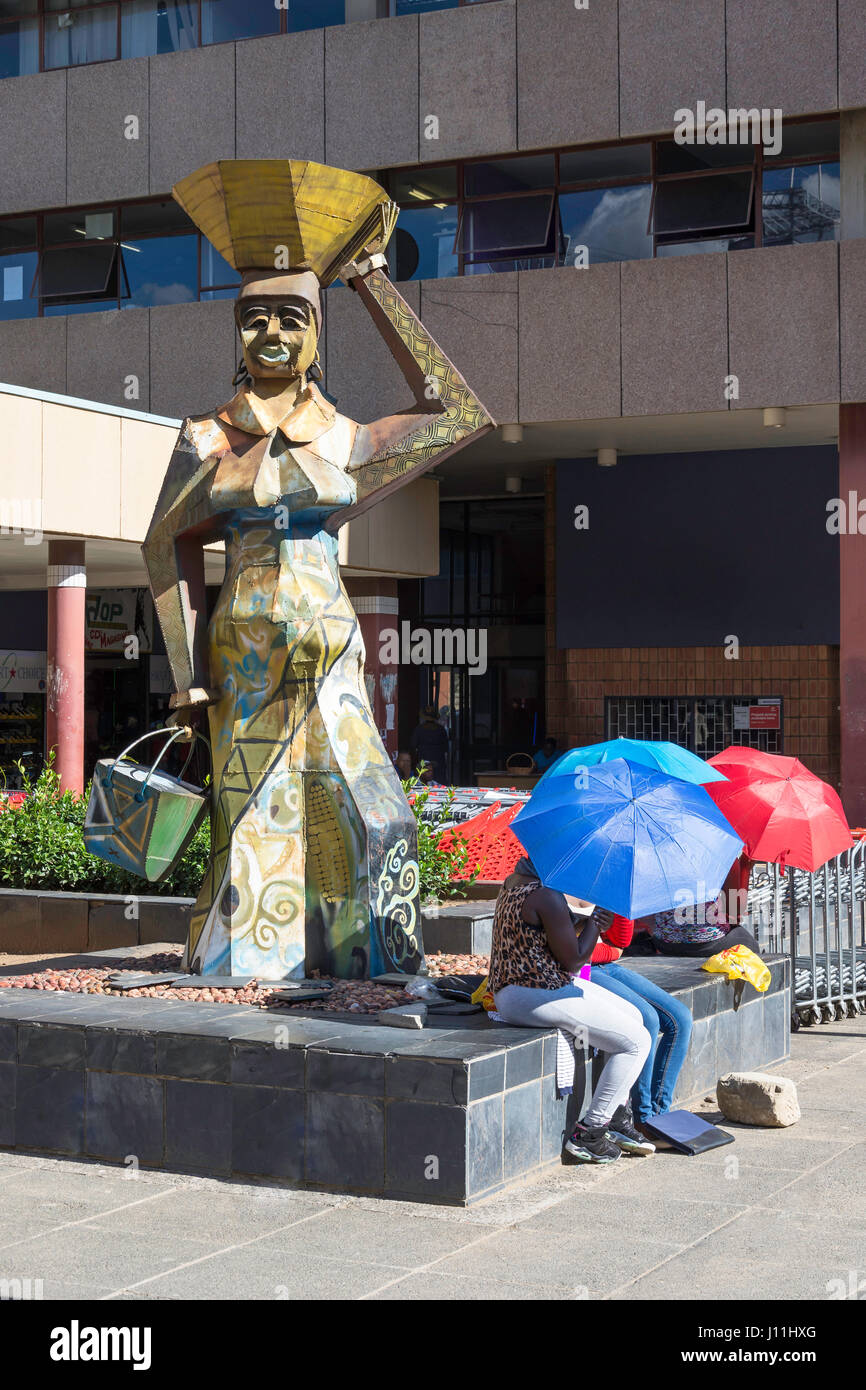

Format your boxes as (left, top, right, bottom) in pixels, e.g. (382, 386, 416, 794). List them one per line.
(0, 1013, 862, 1302)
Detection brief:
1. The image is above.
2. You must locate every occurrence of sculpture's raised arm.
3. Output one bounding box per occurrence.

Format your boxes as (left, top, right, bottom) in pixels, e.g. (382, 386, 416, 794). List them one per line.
(328, 258, 495, 529)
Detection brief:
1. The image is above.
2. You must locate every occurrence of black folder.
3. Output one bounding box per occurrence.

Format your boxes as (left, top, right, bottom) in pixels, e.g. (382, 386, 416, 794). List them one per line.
(643, 1110, 735, 1155)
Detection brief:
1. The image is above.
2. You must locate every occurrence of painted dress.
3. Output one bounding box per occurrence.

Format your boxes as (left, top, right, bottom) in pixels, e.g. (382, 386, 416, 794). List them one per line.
(146, 382, 421, 980)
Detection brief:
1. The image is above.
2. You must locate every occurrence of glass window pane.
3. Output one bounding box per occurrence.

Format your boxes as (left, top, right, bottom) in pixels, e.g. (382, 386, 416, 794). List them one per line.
(0, 250, 38, 320)
(388, 166, 457, 204)
(656, 235, 754, 257)
(121, 1, 199, 59)
(201, 286, 238, 300)
(41, 243, 118, 299)
(121, 233, 198, 307)
(392, 205, 457, 280)
(653, 171, 753, 235)
(0, 217, 37, 252)
(762, 162, 840, 246)
(767, 119, 839, 162)
(121, 200, 194, 238)
(657, 139, 755, 175)
(44, 6, 118, 69)
(559, 144, 651, 185)
(464, 155, 555, 197)
(45, 208, 116, 244)
(201, 237, 240, 288)
(396, 1, 459, 14)
(0, 17, 39, 79)
(464, 254, 555, 275)
(458, 193, 553, 256)
(558, 185, 652, 265)
(201, 0, 281, 44)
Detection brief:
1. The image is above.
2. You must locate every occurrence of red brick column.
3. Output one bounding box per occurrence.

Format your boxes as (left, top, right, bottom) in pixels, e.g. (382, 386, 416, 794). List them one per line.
(46, 539, 86, 795)
(344, 579, 400, 761)
(840, 404, 866, 823)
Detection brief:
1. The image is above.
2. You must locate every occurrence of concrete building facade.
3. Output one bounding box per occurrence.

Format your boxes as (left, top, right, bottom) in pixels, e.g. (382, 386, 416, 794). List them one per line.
(0, 1, 864, 812)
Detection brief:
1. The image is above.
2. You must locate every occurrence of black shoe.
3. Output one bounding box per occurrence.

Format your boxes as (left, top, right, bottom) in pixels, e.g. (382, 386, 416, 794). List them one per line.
(607, 1103, 656, 1156)
(564, 1121, 621, 1164)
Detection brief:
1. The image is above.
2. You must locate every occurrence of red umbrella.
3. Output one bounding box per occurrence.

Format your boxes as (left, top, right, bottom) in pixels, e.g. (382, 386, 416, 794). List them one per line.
(706, 746, 853, 871)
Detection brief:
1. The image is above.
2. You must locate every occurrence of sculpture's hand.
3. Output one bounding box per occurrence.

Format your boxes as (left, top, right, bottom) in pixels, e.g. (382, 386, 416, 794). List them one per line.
(166, 688, 220, 742)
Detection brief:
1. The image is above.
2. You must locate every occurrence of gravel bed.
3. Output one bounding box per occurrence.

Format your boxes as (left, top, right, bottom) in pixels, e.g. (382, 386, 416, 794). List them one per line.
(0, 949, 493, 1015)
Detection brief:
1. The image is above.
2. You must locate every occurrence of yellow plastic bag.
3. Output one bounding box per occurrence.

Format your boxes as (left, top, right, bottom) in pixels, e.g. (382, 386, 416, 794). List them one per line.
(702, 944, 770, 993)
(471, 975, 496, 1012)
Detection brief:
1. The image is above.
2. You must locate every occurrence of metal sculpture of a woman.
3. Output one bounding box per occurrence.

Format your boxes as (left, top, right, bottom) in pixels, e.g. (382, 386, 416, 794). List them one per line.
(142, 160, 494, 981)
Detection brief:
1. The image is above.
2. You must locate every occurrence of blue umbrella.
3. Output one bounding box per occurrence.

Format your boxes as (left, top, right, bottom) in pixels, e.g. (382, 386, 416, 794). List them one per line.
(513, 757, 743, 919)
(537, 737, 726, 787)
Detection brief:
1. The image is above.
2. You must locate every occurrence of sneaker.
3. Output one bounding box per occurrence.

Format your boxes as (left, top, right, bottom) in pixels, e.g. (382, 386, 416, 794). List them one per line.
(564, 1121, 621, 1164)
(607, 1103, 656, 1156)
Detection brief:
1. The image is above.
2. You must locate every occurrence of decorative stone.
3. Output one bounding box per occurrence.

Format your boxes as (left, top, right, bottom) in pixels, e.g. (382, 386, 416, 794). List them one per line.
(717, 1071, 801, 1127)
(377, 1003, 428, 1029)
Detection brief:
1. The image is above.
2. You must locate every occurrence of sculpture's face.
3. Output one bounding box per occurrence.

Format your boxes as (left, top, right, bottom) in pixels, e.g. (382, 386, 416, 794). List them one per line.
(236, 295, 319, 382)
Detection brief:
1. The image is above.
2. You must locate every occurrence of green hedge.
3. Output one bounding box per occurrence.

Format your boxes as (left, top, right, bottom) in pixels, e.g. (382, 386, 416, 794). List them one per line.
(0, 762, 474, 904)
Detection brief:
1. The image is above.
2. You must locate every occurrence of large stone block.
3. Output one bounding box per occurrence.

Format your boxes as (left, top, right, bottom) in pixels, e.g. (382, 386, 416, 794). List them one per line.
(324, 280, 420, 423)
(0, 317, 67, 397)
(619, 0, 726, 138)
(0, 71, 66, 215)
(236, 31, 325, 163)
(149, 45, 236, 194)
(67, 58, 149, 206)
(621, 253, 728, 415)
(726, 0, 838, 117)
(38, 894, 88, 955)
(148, 299, 236, 419)
(839, 0, 866, 111)
(727, 242, 840, 407)
(419, 273, 518, 423)
(66, 310, 150, 414)
(516, 0, 618, 150)
(717, 1070, 801, 1126)
(85, 1069, 164, 1163)
(419, 1, 516, 162)
(519, 265, 620, 423)
(325, 15, 418, 171)
(15, 1064, 85, 1153)
(840, 239, 866, 403)
(0, 891, 40, 955)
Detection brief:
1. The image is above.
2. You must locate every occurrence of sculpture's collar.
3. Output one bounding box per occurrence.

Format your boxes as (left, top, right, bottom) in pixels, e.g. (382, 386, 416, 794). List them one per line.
(217, 381, 337, 443)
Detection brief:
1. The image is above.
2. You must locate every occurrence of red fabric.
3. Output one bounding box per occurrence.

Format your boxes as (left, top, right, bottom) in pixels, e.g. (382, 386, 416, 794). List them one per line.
(590, 914, 635, 963)
(706, 746, 853, 872)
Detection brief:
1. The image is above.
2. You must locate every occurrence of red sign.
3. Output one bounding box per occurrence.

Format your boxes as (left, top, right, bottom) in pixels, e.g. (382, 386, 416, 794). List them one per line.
(749, 705, 781, 730)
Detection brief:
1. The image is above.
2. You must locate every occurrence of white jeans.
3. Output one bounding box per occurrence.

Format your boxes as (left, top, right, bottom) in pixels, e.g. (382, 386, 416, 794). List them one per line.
(494, 980, 652, 1126)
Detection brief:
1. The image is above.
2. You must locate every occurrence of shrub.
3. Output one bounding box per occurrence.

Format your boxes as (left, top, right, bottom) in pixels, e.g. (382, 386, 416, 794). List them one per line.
(404, 783, 479, 904)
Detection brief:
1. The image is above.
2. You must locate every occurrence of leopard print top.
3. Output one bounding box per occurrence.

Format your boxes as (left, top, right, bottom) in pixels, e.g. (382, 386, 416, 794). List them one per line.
(488, 878, 572, 993)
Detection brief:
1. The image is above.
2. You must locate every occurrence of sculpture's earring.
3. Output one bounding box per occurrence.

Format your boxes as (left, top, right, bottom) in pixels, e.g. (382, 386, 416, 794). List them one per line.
(307, 352, 324, 384)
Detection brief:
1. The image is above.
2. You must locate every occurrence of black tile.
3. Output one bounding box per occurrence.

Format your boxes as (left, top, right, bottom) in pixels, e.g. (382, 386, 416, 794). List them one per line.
(234, 1015, 346, 1048)
(541, 1071, 568, 1161)
(305, 1092, 384, 1192)
(18, 1023, 85, 1069)
(737, 997, 768, 1071)
(385, 1055, 466, 1104)
(0, 1021, 15, 1064)
(156, 1033, 230, 1082)
(504, 1039, 544, 1089)
(165, 1079, 232, 1173)
(679, 1016, 718, 1101)
(385, 1099, 466, 1201)
(467, 1052, 506, 1101)
(307, 1050, 384, 1097)
(85, 1071, 164, 1164)
(467, 1093, 504, 1197)
(504, 1081, 541, 1180)
(542, 1033, 558, 1075)
(232, 1086, 304, 1180)
(0, 1061, 13, 1146)
(713, 1006, 742, 1079)
(230, 1040, 305, 1089)
(304, 1026, 425, 1056)
(15, 1065, 85, 1153)
(690, 982, 719, 1021)
(763, 990, 790, 1065)
(85, 1029, 157, 1075)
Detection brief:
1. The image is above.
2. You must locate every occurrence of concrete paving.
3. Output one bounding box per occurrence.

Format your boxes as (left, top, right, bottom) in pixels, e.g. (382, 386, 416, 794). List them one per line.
(0, 1015, 863, 1301)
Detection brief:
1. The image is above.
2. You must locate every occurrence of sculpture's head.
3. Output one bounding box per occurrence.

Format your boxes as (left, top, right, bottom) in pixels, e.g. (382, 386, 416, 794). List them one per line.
(234, 268, 321, 384)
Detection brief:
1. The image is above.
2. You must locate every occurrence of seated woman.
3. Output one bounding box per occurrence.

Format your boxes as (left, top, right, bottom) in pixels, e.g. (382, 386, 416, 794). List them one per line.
(583, 911, 693, 1130)
(489, 856, 654, 1163)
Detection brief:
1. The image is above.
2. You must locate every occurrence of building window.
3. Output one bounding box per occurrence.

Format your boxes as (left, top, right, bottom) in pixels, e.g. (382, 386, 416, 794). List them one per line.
(606, 695, 784, 757)
(0, 0, 490, 75)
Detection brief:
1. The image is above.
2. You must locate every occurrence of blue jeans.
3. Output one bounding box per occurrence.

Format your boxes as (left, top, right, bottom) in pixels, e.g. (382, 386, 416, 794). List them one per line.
(591, 962, 693, 1121)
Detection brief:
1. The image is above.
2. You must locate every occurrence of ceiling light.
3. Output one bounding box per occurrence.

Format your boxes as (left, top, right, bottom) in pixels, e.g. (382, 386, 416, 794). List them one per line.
(597, 447, 617, 467)
(505, 476, 522, 494)
(763, 407, 786, 428)
(502, 424, 523, 445)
